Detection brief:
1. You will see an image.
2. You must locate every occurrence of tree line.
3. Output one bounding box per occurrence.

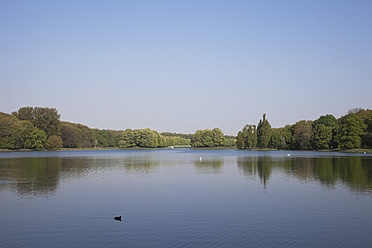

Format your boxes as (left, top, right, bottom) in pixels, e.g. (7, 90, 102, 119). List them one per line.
(190, 128, 236, 147)
(236, 108, 372, 150)
(2, 106, 371, 151)
(0, 107, 191, 150)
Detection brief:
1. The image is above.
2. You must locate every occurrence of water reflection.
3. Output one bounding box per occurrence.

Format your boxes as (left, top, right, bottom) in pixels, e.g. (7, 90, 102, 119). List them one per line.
(238, 155, 372, 192)
(0, 157, 61, 197)
(123, 160, 159, 174)
(194, 159, 224, 174)
(1, 151, 371, 198)
(237, 156, 273, 188)
(0, 155, 161, 197)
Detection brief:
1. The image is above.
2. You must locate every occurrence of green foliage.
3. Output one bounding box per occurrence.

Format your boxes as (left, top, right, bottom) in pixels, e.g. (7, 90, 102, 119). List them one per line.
(212, 128, 226, 147)
(191, 128, 228, 148)
(14, 107, 61, 137)
(242, 125, 257, 149)
(92, 129, 122, 148)
(236, 131, 244, 149)
(311, 124, 333, 150)
(161, 132, 193, 140)
(30, 128, 46, 150)
(336, 113, 366, 149)
(10, 120, 34, 149)
(3, 106, 372, 151)
(362, 115, 372, 147)
(312, 114, 338, 149)
(61, 123, 81, 148)
(137, 129, 159, 148)
(293, 120, 313, 150)
(224, 137, 236, 147)
(119, 128, 189, 148)
(269, 128, 287, 149)
(0, 113, 19, 149)
(0, 112, 46, 150)
(257, 114, 271, 148)
(237, 109, 371, 151)
(46, 135, 63, 150)
(313, 114, 338, 128)
(164, 136, 191, 146)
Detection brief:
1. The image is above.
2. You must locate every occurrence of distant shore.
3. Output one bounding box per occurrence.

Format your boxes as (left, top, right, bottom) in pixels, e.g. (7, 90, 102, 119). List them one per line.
(1, 147, 371, 153)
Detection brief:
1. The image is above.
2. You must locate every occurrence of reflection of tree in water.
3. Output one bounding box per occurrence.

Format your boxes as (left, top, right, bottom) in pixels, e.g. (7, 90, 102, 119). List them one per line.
(0, 157, 61, 197)
(237, 156, 272, 188)
(195, 159, 223, 174)
(238, 155, 372, 192)
(61, 156, 160, 175)
(0, 155, 162, 198)
(287, 156, 372, 191)
(124, 161, 159, 174)
(237, 156, 258, 178)
(285, 158, 322, 182)
(333, 156, 372, 191)
(313, 157, 338, 186)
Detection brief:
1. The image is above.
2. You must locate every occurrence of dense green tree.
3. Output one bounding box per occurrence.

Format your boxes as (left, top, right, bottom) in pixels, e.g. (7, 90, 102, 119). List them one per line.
(161, 132, 193, 140)
(157, 133, 167, 147)
(313, 114, 338, 149)
(191, 130, 205, 147)
(60, 122, 96, 148)
(14, 107, 61, 137)
(313, 114, 338, 127)
(0, 112, 46, 150)
(10, 120, 34, 149)
(0, 113, 18, 149)
(61, 123, 81, 148)
(242, 125, 257, 149)
(137, 129, 159, 148)
(94, 129, 109, 147)
(293, 120, 313, 150)
(236, 131, 244, 149)
(311, 124, 333, 150)
(224, 137, 236, 147)
(46, 135, 63, 150)
(362, 115, 372, 147)
(29, 128, 46, 150)
(270, 128, 286, 149)
(119, 129, 131, 148)
(336, 113, 366, 149)
(212, 128, 226, 147)
(191, 128, 228, 147)
(282, 125, 293, 148)
(164, 136, 191, 146)
(257, 114, 271, 148)
(202, 129, 214, 147)
(119, 128, 188, 148)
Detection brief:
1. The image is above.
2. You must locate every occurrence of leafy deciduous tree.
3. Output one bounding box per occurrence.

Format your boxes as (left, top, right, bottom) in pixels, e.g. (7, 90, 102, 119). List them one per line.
(293, 120, 313, 150)
(46, 135, 63, 150)
(337, 113, 366, 149)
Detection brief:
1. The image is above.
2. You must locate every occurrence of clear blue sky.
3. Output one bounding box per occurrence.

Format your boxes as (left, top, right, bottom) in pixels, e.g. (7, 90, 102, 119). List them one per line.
(1, 0, 371, 135)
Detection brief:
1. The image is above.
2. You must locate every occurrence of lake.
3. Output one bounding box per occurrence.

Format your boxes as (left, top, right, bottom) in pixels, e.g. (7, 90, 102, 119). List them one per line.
(1, 149, 372, 248)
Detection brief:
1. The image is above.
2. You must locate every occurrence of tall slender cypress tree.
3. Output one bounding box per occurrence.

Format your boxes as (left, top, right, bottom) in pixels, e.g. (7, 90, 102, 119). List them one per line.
(257, 114, 272, 148)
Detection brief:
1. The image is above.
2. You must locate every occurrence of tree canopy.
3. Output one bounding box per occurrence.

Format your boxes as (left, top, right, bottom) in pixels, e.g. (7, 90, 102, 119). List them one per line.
(1, 106, 371, 151)
(237, 109, 372, 150)
(191, 128, 234, 148)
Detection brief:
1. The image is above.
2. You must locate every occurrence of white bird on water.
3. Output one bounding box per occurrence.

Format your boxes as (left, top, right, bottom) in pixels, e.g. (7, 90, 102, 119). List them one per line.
(200, 156, 202, 161)
(287, 153, 291, 157)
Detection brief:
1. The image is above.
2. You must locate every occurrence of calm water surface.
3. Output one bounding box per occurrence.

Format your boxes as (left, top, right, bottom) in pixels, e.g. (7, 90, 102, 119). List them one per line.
(1, 149, 372, 248)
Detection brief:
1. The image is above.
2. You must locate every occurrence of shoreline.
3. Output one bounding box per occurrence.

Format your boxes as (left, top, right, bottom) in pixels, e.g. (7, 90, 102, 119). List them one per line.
(1, 147, 371, 153)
